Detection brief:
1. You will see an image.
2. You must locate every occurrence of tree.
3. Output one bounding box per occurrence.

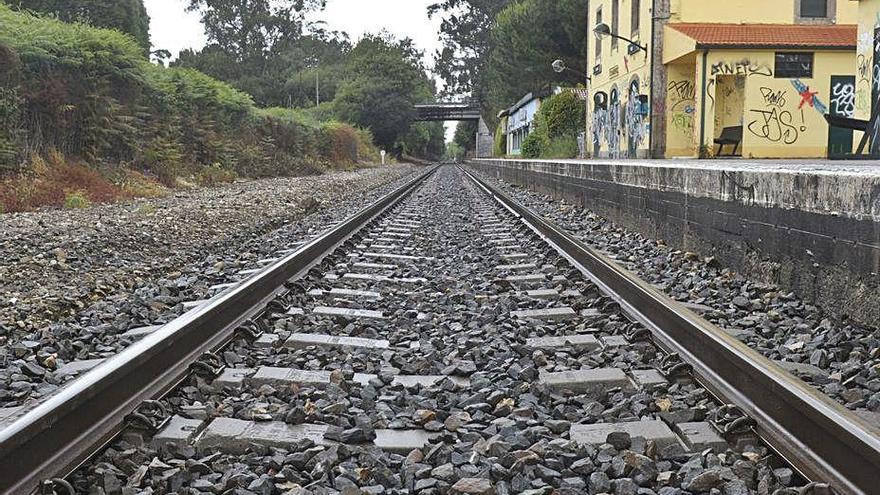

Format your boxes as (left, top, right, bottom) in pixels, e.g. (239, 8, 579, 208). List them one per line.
(185, 0, 325, 62)
(9, 0, 150, 51)
(175, 4, 348, 107)
(484, 0, 587, 122)
(333, 34, 434, 151)
(428, 0, 511, 107)
(453, 120, 478, 153)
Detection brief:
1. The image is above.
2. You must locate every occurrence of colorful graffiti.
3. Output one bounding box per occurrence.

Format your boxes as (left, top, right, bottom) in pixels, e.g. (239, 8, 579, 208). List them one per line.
(667, 80, 695, 137)
(791, 79, 828, 115)
(591, 91, 608, 156)
(608, 88, 621, 158)
(625, 79, 648, 157)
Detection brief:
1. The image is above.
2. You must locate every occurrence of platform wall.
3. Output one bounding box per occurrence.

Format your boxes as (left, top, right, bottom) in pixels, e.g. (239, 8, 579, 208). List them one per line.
(469, 158, 880, 327)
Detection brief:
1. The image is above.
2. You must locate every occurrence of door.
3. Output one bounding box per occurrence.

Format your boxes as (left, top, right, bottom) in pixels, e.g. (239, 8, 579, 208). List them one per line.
(828, 75, 855, 158)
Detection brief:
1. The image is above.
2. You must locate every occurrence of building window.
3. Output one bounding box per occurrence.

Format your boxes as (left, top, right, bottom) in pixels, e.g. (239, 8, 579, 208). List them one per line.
(595, 7, 603, 60)
(775, 52, 814, 78)
(631, 0, 641, 37)
(611, 0, 619, 51)
(800, 0, 827, 18)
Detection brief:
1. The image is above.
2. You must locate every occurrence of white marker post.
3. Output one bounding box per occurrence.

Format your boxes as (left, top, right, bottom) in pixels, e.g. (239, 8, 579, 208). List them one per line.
(380, 150, 386, 165)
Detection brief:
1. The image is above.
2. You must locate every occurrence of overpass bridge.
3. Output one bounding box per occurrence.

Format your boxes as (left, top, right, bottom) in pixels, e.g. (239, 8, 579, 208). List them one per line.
(414, 101, 493, 157)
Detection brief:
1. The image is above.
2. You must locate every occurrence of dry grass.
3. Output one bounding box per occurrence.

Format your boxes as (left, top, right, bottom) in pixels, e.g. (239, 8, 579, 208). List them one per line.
(0, 151, 161, 212)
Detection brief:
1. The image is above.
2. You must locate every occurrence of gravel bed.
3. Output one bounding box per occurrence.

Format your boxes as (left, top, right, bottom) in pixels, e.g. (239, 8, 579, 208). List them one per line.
(71, 166, 814, 495)
(469, 167, 880, 418)
(0, 165, 422, 408)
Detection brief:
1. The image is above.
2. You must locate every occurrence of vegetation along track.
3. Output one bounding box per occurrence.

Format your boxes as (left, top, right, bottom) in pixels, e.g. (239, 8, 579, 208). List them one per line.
(0, 165, 877, 495)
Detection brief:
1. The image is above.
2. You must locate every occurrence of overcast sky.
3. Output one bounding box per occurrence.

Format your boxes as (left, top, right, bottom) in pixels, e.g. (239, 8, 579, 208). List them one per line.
(145, 0, 443, 68)
(144, 0, 453, 138)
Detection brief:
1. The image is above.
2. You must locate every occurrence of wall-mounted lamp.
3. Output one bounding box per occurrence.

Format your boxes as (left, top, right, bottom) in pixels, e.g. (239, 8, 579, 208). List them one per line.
(594, 22, 648, 54)
(552, 59, 591, 81)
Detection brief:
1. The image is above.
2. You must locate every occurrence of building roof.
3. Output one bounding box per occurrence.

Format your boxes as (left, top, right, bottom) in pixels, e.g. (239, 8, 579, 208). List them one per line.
(669, 23, 857, 49)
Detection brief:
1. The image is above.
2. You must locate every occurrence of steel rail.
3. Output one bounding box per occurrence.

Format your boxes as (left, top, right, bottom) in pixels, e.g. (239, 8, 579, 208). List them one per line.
(463, 167, 880, 495)
(0, 165, 437, 495)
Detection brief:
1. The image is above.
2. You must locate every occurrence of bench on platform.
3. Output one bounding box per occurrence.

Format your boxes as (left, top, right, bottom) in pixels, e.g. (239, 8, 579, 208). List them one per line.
(823, 114, 878, 159)
(714, 126, 743, 157)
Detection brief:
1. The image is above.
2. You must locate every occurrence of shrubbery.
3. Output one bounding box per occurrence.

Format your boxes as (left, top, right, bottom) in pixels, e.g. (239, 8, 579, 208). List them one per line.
(521, 90, 585, 159)
(0, 5, 383, 211)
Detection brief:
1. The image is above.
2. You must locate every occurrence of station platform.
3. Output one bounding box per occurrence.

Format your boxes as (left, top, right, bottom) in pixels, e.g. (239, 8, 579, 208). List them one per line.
(468, 157, 880, 326)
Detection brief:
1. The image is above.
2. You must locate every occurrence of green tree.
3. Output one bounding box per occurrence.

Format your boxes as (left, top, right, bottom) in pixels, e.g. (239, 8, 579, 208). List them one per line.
(8, 0, 150, 51)
(428, 0, 511, 107)
(185, 0, 325, 61)
(333, 34, 434, 151)
(484, 0, 587, 122)
(175, 7, 348, 107)
(453, 120, 478, 152)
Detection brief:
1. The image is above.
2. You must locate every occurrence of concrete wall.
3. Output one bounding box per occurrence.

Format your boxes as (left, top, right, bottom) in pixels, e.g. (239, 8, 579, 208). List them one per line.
(856, 0, 880, 156)
(470, 158, 880, 327)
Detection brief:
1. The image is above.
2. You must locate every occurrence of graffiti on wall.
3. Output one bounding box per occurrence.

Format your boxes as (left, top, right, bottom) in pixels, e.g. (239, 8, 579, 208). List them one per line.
(625, 79, 648, 157)
(711, 59, 773, 78)
(759, 87, 787, 108)
(667, 80, 695, 136)
(791, 79, 828, 115)
(871, 26, 880, 156)
(748, 86, 806, 145)
(747, 108, 801, 144)
(608, 88, 621, 158)
(830, 80, 856, 118)
(592, 91, 608, 156)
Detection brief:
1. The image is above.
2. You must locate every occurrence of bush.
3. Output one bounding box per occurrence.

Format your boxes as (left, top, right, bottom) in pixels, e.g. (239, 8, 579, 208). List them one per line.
(526, 90, 585, 159)
(63, 190, 90, 209)
(543, 136, 579, 159)
(493, 118, 507, 157)
(521, 132, 545, 158)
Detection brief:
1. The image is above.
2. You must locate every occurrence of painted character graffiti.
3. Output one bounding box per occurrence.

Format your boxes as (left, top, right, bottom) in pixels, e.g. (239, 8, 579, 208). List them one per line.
(592, 91, 608, 157)
(608, 88, 621, 158)
(625, 79, 648, 158)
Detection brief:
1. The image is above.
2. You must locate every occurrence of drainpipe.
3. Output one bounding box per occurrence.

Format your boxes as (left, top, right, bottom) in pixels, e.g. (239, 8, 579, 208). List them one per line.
(699, 49, 708, 156)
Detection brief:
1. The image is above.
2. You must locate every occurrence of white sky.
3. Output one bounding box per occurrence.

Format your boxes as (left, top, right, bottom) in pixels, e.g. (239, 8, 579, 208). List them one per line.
(145, 0, 455, 140)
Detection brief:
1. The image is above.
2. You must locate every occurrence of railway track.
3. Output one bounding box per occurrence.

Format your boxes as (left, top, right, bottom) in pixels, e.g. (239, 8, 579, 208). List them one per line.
(0, 165, 877, 495)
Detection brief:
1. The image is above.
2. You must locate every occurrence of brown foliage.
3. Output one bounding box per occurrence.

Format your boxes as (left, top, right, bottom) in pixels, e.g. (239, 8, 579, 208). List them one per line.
(0, 153, 124, 212)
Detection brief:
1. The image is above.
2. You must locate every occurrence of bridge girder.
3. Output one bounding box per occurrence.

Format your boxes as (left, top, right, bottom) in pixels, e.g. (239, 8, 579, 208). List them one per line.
(414, 103, 481, 122)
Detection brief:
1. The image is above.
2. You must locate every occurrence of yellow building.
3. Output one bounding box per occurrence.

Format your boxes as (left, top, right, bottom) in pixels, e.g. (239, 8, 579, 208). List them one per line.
(854, 0, 880, 156)
(587, 0, 859, 159)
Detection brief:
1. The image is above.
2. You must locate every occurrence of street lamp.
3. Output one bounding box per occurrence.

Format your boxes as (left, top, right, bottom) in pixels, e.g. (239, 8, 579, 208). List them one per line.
(593, 22, 648, 53)
(552, 59, 590, 81)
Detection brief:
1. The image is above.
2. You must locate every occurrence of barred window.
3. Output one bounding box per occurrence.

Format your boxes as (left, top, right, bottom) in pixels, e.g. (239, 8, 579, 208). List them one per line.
(775, 52, 814, 78)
